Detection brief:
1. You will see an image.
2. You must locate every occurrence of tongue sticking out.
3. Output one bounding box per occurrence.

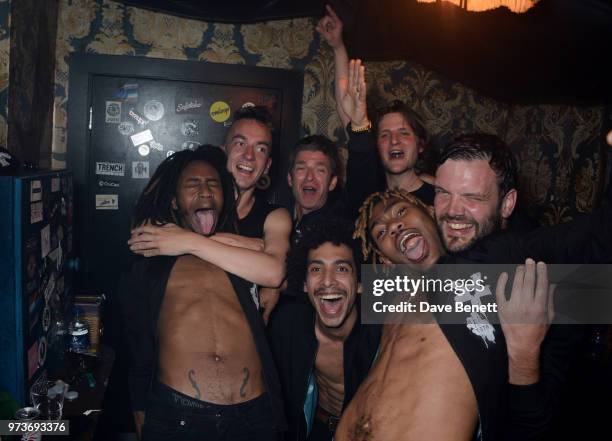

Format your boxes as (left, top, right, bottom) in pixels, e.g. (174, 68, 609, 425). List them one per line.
(403, 235, 426, 262)
(195, 210, 215, 235)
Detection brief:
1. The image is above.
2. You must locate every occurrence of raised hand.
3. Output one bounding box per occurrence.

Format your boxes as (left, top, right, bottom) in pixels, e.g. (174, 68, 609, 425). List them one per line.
(340, 59, 369, 128)
(495, 259, 555, 384)
(315, 5, 344, 50)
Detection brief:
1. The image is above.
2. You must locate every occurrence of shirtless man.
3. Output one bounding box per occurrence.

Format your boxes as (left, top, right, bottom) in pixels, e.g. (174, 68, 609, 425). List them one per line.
(128, 106, 292, 322)
(341, 189, 564, 440)
(268, 220, 380, 441)
(120, 147, 284, 440)
(345, 160, 612, 440)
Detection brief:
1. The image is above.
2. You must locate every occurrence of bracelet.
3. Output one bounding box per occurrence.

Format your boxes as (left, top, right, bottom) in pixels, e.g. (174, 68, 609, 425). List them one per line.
(348, 120, 372, 133)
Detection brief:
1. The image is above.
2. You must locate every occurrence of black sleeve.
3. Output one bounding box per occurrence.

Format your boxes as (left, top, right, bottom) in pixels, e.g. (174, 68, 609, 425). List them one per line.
(346, 129, 384, 217)
(513, 178, 612, 264)
(118, 260, 156, 412)
(504, 325, 586, 440)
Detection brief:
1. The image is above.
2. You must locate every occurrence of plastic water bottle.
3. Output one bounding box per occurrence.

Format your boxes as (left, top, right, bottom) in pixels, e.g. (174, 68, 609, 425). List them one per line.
(68, 307, 90, 353)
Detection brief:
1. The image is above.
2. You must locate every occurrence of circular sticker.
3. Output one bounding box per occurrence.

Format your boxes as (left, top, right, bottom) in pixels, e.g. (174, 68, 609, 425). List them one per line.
(42, 305, 51, 332)
(181, 141, 199, 150)
(138, 144, 150, 156)
(210, 101, 231, 123)
(143, 100, 165, 121)
(38, 336, 47, 367)
(242, 102, 255, 108)
(106, 102, 121, 117)
(166, 150, 175, 158)
(181, 120, 200, 137)
(118, 121, 135, 136)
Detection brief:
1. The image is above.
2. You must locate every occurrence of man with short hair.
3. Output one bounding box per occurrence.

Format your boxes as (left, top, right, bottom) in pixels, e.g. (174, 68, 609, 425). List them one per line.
(434, 133, 520, 254)
(120, 147, 285, 440)
(316, 6, 435, 214)
(287, 135, 348, 242)
(268, 220, 381, 441)
(351, 131, 612, 438)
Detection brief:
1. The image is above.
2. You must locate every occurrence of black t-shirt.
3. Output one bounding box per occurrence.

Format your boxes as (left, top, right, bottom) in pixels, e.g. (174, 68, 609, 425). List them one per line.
(237, 195, 282, 238)
(345, 129, 435, 215)
(412, 181, 435, 206)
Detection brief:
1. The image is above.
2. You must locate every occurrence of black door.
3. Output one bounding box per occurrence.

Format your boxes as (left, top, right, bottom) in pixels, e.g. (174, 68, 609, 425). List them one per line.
(67, 54, 302, 309)
(67, 55, 302, 437)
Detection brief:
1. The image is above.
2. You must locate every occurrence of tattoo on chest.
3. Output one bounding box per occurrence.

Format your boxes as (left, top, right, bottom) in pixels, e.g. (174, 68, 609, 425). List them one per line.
(188, 369, 202, 399)
(240, 367, 250, 397)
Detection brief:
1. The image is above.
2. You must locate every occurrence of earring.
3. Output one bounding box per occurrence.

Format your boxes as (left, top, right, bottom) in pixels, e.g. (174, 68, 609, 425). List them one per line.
(256, 174, 271, 190)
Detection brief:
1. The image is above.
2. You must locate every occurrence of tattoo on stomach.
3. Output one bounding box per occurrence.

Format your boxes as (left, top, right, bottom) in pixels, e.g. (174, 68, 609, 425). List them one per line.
(188, 369, 202, 399)
(240, 367, 250, 397)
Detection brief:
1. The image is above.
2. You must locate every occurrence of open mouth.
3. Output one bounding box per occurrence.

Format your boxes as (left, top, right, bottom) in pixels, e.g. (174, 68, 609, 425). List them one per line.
(445, 220, 474, 236)
(389, 149, 405, 160)
(318, 293, 345, 316)
(194, 208, 217, 235)
(301, 185, 319, 197)
(236, 163, 254, 175)
(396, 230, 428, 263)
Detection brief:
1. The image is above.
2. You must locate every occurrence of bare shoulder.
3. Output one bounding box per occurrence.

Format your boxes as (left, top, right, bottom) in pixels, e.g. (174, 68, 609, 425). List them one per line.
(419, 173, 435, 185)
(264, 207, 292, 233)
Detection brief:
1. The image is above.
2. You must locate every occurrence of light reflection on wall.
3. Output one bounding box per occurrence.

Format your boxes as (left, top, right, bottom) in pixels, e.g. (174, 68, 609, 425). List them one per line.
(417, 0, 538, 13)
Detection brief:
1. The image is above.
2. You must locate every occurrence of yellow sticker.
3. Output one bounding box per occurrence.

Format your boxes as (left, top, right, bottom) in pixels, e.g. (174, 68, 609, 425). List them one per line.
(210, 101, 231, 123)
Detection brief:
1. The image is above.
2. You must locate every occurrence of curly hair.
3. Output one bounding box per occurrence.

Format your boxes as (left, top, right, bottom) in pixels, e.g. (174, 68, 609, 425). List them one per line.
(132, 145, 237, 233)
(286, 218, 360, 294)
(354, 188, 432, 264)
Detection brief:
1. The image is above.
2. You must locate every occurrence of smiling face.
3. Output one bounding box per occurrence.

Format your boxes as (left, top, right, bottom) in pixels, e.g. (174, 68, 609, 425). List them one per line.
(304, 242, 361, 331)
(369, 197, 443, 271)
(288, 150, 338, 217)
(376, 112, 423, 176)
(172, 161, 223, 236)
(434, 158, 516, 253)
(223, 119, 272, 193)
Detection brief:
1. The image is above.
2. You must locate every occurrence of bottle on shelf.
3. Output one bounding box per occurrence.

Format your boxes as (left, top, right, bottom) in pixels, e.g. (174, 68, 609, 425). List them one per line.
(68, 306, 90, 353)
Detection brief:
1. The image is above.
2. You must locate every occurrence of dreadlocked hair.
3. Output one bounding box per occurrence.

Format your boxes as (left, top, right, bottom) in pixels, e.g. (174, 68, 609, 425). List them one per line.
(132, 145, 238, 233)
(286, 218, 359, 294)
(354, 188, 432, 264)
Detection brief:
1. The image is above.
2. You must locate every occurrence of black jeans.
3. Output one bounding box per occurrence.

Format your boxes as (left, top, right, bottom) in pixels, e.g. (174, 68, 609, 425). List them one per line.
(307, 417, 334, 441)
(142, 381, 278, 441)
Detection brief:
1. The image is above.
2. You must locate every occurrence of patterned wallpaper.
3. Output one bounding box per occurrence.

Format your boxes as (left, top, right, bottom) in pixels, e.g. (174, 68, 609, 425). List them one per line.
(7, 0, 57, 167)
(363, 60, 605, 223)
(0, 0, 600, 225)
(0, 0, 10, 148)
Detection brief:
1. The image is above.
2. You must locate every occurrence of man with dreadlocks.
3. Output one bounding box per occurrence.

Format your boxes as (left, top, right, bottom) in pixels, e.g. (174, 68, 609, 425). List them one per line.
(345, 148, 612, 440)
(128, 106, 292, 323)
(342, 187, 509, 441)
(119, 147, 285, 441)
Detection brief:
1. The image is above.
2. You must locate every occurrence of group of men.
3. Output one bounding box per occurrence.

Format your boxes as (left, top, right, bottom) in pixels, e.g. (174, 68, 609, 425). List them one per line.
(119, 6, 612, 441)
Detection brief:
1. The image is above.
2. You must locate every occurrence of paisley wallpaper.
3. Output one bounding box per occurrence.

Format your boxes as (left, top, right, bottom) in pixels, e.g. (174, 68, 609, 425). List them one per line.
(0, 0, 601, 225)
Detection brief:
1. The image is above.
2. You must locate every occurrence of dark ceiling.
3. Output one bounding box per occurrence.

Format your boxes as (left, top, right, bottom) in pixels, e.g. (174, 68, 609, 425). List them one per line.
(116, 0, 612, 105)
